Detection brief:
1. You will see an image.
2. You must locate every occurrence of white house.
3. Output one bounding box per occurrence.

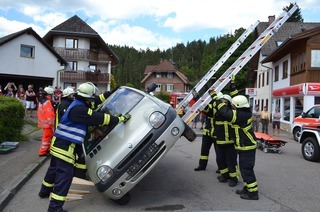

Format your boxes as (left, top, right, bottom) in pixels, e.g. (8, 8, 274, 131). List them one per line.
(0, 27, 66, 91)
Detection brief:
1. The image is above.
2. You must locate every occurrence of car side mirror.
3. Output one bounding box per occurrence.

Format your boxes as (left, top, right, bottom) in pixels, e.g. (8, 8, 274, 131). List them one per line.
(301, 112, 306, 117)
(146, 83, 157, 93)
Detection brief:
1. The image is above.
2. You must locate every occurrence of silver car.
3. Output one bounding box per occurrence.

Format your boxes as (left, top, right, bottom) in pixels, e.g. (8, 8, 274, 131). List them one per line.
(83, 84, 195, 204)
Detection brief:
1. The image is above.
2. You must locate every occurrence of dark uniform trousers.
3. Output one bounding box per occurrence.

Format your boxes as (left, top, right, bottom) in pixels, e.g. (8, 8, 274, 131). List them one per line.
(40, 139, 76, 210)
(238, 149, 258, 193)
(198, 134, 217, 167)
(216, 144, 238, 179)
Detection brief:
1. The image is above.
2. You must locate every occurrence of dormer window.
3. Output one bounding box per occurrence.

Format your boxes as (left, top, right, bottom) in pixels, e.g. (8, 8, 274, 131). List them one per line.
(276, 41, 283, 46)
(156, 73, 162, 78)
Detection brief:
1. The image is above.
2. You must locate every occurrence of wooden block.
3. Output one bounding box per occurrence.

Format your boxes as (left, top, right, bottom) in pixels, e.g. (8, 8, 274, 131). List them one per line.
(66, 196, 83, 201)
(69, 189, 90, 194)
(72, 177, 94, 186)
(67, 193, 83, 198)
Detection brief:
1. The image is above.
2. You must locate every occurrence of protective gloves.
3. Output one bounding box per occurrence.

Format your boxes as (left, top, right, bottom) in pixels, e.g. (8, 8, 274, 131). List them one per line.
(118, 113, 131, 123)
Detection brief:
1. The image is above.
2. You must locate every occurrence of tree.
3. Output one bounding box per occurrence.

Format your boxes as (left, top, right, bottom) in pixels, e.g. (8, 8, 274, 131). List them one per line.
(284, 2, 303, 22)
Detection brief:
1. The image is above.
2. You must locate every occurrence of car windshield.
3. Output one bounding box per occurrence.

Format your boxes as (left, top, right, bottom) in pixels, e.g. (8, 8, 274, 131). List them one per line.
(83, 87, 144, 155)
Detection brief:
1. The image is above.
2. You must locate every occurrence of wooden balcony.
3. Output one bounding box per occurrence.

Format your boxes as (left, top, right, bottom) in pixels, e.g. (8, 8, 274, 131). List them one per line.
(60, 71, 109, 83)
(54, 48, 112, 62)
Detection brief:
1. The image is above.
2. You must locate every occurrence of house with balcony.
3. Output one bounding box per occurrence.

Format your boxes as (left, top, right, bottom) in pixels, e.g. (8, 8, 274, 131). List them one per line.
(141, 59, 190, 94)
(0, 27, 66, 91)
(248, 16, 320, 129)
(261, 26, 320, 129)
(43, 15, 119, 91)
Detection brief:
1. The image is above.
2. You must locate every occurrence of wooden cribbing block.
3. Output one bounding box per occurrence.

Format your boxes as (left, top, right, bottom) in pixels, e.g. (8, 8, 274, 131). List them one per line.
(72, 177, 94, 186)
(69, 189, 90, 194)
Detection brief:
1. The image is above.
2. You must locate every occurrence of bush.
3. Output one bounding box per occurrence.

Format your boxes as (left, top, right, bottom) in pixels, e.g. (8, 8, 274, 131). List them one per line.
(155, 91, 170, 103)
(0, 96, 25, 143)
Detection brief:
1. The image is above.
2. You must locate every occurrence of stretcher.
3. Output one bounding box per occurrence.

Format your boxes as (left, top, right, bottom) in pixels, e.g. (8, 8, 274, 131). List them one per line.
(254, 132, 287, 154)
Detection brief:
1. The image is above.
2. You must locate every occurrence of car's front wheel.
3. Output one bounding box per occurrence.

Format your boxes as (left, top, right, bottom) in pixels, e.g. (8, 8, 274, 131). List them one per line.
(182, 122, 197, 142)
(301, 137, 320, 162)
(293, 127, 301, 142)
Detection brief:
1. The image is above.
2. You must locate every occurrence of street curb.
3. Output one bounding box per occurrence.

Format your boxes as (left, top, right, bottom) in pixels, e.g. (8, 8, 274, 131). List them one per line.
(0, 155, 49, 211)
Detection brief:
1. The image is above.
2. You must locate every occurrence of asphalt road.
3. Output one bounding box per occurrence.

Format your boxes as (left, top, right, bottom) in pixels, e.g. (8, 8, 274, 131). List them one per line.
(3, 130, 320, 212)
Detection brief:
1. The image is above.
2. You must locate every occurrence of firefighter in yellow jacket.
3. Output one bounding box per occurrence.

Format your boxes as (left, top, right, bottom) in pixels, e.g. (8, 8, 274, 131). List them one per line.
(37, 86, 55, 156)
(212, 92, 259, 200)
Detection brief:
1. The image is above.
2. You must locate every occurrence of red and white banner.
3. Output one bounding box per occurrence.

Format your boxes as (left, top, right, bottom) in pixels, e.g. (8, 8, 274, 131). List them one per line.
(305, 83, 320, 95)
(245, 88, 256, 96)
(272, 83, 304, 97)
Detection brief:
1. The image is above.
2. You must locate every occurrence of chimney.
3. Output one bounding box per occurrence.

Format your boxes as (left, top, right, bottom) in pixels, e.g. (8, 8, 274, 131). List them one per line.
(268, 15, 275, 24)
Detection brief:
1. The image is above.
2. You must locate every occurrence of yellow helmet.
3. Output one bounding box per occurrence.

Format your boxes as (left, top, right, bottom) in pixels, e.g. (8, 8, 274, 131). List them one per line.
(63, 86, 76, 97)
(221, 94, 232, 103)
(217, 92, 223, 99)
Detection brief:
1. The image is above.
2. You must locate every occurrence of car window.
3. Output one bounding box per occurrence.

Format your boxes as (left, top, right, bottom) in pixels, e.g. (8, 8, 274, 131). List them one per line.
(84, 87, 144, 155)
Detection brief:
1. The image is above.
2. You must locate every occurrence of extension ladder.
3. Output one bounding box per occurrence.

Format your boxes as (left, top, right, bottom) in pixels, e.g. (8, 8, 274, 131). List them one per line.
(181, 4, 299, 124)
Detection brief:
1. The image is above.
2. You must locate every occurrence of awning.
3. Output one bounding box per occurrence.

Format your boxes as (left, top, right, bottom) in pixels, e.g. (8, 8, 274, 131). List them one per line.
(272, 84, 304, 97)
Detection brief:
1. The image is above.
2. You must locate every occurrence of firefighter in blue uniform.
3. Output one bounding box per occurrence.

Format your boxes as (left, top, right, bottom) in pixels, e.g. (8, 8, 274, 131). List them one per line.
(39, 82, 131, 212)
(211, 92, 259, 200)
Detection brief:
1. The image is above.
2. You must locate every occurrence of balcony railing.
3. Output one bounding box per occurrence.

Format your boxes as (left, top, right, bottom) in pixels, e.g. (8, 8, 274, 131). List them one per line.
(54, 48, 111, 62)
(60, 71, 109, 83)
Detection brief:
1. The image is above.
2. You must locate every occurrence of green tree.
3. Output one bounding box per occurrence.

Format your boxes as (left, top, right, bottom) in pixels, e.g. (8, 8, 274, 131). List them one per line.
(284, 2, 303, 22)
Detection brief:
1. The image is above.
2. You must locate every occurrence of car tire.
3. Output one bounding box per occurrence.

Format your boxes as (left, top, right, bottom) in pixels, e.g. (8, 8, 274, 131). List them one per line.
(111, 193, 131, 205)
(301, 137, 320, 162)
(293, 127, 301, 142)
(183, 122, 197, 142)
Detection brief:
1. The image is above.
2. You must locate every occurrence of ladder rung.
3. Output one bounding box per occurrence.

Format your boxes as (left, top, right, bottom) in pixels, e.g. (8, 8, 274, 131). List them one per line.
(250, 46, 256, 50)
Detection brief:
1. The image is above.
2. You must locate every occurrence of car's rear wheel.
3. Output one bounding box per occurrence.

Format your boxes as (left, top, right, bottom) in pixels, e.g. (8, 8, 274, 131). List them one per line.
(293, 127, 301, 142)
(183, 122, 197, 142)
(301, 137, 320, 162)
(111, 193, 131, 205)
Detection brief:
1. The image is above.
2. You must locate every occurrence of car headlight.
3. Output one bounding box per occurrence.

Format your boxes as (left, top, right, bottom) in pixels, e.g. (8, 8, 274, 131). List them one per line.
(97, 165, 114, 182)
(149, 111, 165, 128)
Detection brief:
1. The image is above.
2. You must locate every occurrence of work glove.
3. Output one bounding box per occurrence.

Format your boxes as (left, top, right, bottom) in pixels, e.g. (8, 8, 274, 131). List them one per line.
(208, 89, 217, 100)
(118, 113, 131, 123)
(231, 75, 235, 82)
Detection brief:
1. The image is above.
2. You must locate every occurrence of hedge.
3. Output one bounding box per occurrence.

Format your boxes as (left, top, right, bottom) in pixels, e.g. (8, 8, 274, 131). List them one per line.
(0, 96, 25, 143)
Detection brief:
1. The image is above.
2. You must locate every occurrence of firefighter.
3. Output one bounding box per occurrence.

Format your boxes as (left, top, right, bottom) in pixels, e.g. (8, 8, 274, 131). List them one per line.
(39, 82, 131, 212)
(37, 86, 55, 157)
(194, 92, 223, 171)
(214, 94, 239, 187)
(211, 92, 259, 200)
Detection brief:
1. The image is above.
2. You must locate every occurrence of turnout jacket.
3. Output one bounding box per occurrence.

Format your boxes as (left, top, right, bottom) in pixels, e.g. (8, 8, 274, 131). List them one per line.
(215, 101, 257, 151)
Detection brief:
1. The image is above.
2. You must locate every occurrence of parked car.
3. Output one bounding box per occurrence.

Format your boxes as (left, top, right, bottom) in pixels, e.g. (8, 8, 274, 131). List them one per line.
(83, 84, 196, 205)
(283, 105, 303, 121)
(299, 123, 320, 162)
(291, 104, 320, 141)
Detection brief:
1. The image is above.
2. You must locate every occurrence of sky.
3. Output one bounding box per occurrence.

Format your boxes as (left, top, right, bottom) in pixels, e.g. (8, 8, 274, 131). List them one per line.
(0, 0, 319, 51)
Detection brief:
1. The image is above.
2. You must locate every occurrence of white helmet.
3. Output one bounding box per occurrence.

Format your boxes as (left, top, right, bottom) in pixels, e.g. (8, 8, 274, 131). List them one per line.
(77, 82, 98, 98)
(221, 94, 232, 103)
(44, 86, 54, 95)
(63, 86, 76, 97)
(217, 92, 223, 99)
(232, 95, 250, 108)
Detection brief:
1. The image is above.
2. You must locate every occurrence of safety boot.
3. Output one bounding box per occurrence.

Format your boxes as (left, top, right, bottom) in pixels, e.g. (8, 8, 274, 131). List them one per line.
(38, 191, 50, 198)
(228, 179, 238, 187)
(194, 159, 207, 171)
(240, 191, 259, 200)
(236, 187, 248, 195)
(48, 207, 68, 212)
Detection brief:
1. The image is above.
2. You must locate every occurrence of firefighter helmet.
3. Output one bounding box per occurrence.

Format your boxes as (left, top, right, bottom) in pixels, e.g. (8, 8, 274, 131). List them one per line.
(217, 92, 223, 99)
(63, 86, 76, 97)
(232, 95, 250, 108)
(77, 82, 98, 98)
(44, 86, 54, 95)
(221, 94, 232, 103)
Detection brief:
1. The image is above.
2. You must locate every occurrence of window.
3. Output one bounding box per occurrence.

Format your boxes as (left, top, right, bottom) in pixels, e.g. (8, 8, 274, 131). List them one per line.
(266, 71, 269, 85)
(262, 72, 265, 87)
(155, 84, 162, 92)
(166, 84, 173, 92)
(276, 41, 283, 46)
(292, 55, 298, 73)
(311, 50, 320, 68)
(68, 61, 78, 71)
(167, 73, 173, 78)
(299, 52, 306, 70)
(282, 60, 288, 79)
(156, 73, 162, 78)
(65, 38, 78, 49)
(20, 45, 35, 58)
(274, 65, 279, 82)
(258, 74, 261, 88)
